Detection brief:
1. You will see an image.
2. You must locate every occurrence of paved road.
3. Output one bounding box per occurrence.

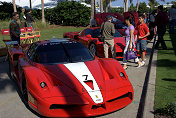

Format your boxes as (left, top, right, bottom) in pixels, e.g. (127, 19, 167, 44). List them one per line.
(0, 41, 157, 118)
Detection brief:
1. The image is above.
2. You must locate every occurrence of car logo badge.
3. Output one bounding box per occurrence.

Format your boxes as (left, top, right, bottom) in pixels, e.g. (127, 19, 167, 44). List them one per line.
(95, 95, 98, 98)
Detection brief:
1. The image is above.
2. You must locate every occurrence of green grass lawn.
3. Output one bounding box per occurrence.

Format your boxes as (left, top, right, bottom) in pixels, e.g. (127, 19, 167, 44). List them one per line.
(155, 30, 176, 116)
(0, 26, 85, 47)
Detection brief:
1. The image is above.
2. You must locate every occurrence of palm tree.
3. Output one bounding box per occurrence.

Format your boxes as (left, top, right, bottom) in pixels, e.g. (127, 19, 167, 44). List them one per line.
(100, 0, 103, 13)
(148, 0, 159, 10)
(124, 0, 128, 12)
(136, 0, 140, 11)
(12, 0, 17, 12)
(91, 0, 95, 19)
(41, 0, 45, 23)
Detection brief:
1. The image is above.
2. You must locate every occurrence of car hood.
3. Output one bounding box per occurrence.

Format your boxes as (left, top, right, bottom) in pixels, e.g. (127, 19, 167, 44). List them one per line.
(36, 59, 132, 103)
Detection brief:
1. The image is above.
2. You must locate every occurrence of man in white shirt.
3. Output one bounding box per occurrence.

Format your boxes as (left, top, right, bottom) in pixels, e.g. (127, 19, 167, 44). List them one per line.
(169, 5, 176, 33)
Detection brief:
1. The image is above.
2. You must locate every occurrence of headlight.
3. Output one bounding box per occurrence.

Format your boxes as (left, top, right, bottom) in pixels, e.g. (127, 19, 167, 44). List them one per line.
(120, 72, 127, 79)
(120, 72, 124, 77)
(40, 82, 46, 88)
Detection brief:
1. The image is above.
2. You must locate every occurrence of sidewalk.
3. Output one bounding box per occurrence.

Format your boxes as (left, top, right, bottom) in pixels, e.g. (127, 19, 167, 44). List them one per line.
(98, 38, 157, 118)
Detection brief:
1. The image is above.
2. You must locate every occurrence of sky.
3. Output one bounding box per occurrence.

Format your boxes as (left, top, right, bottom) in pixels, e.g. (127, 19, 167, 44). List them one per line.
(0, 0, 174, 8)
(112, 0, 173, 7)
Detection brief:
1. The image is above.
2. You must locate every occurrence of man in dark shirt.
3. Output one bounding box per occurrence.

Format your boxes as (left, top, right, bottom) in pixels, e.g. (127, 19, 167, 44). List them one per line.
(154, 5, 168, 49)
(9, 12, 21, 45)
(100, 15, 116, 58)
(26, 9, 35, 29)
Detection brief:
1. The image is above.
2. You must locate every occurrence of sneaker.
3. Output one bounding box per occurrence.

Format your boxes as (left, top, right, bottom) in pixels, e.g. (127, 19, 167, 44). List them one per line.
(137, 61, 145, 68)
(142, 61, 145, 65)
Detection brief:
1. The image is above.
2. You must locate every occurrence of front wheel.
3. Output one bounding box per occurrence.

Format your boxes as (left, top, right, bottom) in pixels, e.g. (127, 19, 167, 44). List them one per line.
(89, 43, 97, 56)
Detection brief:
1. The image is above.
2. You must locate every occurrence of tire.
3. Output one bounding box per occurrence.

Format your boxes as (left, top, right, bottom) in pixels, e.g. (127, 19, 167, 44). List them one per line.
(22, 76, 28, 104)
(89, 43, 97, 56)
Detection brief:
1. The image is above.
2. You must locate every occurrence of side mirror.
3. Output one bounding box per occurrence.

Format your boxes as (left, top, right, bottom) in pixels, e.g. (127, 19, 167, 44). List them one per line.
(86, 34, 92, 38)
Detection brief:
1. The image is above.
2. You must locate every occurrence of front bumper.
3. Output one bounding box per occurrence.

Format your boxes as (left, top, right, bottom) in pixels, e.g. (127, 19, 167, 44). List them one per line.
(28, 86, 133, 117)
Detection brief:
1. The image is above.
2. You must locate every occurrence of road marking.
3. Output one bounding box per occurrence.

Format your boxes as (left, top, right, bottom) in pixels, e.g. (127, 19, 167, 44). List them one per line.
(0, 94, 18, 107)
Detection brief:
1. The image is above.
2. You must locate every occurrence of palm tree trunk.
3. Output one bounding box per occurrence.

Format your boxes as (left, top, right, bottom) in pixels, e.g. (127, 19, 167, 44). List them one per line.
(12, 0, 17, 12)
(136, 0, 139, 11)
(124, 0, 128, 12)
(41, 0, 45, 23)
(109, 0, 112, 12)
(91, 0, 95, 19)
(29, 0, 32, 9)
(105, 0, 109, 12)
(100, 0, 103, 13)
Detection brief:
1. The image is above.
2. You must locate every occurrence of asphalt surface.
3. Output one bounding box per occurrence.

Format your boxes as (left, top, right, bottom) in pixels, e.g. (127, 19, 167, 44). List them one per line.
(0, 40, 157, 118)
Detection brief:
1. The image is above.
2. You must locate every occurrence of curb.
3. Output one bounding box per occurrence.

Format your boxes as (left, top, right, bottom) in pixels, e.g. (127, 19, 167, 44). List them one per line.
(136, 35, 157, 118)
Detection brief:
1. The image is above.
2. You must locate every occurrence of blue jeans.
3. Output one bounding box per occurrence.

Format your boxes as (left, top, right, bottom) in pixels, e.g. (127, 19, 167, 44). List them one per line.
(136, 40, 147, 51)
(169, 19, 176, 33)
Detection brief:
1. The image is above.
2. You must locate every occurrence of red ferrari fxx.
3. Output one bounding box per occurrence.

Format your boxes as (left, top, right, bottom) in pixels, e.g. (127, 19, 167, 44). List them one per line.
(94, 12, 139, 36)
(8, 38, 133, 117)
(64, 27, 126, 58)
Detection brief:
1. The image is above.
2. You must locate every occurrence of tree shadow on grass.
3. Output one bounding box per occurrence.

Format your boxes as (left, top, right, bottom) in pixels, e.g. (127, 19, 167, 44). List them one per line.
(156, 59, 176, 69)
(162, 78, 176, 82)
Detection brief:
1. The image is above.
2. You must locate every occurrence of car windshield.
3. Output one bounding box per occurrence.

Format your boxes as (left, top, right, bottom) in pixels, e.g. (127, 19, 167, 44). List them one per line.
(91, 28, 122, 38)
(111, 16, 122, 23)
(114, 23, 127, 29)
(34, 42, 94, 64)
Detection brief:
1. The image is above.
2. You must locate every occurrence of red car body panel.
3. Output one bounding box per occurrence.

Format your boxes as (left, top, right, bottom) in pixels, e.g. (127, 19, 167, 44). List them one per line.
(8, 39, 133, 117)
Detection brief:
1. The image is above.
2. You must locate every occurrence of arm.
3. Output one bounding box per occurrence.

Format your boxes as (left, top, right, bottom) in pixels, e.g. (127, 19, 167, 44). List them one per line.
(129, 29, 134, 49)
(29, 13, 35, 22)
(111, 23, 115, 35)
(139, 32, 150, 39)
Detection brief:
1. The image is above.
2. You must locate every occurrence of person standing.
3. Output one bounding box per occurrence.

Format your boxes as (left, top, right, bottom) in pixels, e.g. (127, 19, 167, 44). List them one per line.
(169, 5, 176, 34)
(26, 9, 35, 29)
(148, 11, 156, 40)
(100, 15, 116, 58)
(123, 17, 143, 69)
(20, 8, 26, 28)
(9, 12, 21, 45)
(136, 14, 150, 65)
(154, 5, 168, 50)
(90, 17, 96, 27)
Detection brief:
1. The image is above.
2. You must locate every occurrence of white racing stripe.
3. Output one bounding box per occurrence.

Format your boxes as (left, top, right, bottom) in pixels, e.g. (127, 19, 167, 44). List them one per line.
(64, 62, 103, 104)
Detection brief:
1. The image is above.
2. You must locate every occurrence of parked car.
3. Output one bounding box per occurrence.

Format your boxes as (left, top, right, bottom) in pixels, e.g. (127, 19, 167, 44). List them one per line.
(64, 27, 126, 58)
(8, 38, 133, 117)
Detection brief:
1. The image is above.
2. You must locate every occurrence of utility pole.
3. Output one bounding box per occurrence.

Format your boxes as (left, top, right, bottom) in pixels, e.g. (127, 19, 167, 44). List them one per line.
(29, 0, 32, 9)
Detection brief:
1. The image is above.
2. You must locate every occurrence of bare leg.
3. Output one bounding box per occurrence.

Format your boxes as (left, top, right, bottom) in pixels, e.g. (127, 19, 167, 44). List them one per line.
(141, 51, 145, 62)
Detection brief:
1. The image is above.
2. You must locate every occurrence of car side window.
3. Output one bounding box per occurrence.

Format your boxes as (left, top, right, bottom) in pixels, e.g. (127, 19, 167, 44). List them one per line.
(92, 29, 100, 38)
(85, 29, 93, 37)
(114, 30, 122, 37)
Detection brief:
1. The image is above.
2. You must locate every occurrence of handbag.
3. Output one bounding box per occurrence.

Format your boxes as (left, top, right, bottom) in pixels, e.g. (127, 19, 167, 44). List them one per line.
(126, 49, 137, 60)
(98, 23, 105, 42)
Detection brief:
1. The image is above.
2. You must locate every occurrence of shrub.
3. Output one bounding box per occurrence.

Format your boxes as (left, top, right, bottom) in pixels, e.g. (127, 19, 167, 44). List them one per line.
(155, 102, 176, 117)
(45, 1, 90, 26)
